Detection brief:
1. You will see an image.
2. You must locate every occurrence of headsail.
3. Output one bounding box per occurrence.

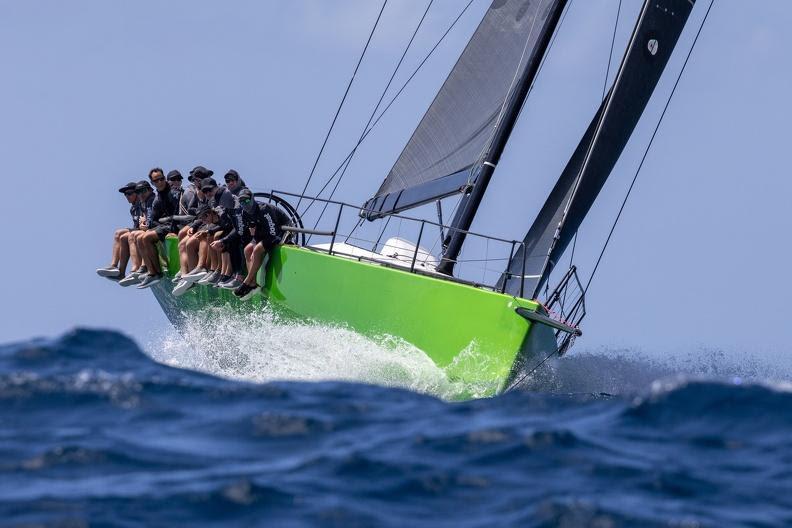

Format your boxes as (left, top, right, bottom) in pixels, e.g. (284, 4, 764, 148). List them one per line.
(363, 0, 567, 220)
(502, 0, 697, 298)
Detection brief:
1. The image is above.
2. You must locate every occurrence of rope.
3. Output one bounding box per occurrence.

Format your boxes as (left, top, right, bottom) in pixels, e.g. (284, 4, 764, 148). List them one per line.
(583, 0, 715, 295)
(296, 1, 388, 211)
(308, 0, 436, 226)
(508, 0, 715, 393)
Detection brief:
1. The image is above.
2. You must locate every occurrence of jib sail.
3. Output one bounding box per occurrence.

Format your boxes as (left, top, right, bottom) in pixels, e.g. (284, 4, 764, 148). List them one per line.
(502, 0, 697, 298)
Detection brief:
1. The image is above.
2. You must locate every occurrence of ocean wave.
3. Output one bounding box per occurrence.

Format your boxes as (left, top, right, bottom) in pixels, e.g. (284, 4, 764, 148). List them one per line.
(2, 329, 792, 525)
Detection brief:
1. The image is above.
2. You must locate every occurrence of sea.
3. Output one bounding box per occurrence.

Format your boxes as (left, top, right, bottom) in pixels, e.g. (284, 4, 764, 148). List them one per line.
(2, 311, 791, 527)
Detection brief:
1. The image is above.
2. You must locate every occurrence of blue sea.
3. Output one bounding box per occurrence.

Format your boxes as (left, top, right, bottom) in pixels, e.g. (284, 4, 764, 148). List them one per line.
(2, 327, 791, 527)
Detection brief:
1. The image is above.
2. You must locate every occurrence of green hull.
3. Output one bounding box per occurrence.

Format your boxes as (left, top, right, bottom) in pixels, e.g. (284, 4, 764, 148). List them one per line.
(152, 238, 552, 395)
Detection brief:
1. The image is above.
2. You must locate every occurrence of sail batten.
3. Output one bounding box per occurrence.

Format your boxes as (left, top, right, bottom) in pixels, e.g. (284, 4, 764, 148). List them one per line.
(364, 0, 566, 220)
(502, 0, 697, 298)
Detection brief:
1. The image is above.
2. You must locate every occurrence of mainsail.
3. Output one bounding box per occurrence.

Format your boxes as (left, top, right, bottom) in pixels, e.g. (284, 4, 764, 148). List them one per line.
(502, 0, 697, 298)
(362, 0, 567, 220)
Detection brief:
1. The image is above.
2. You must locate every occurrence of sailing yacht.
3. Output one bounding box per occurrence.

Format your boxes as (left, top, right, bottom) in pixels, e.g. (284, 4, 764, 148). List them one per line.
(151, 0, 699, 396)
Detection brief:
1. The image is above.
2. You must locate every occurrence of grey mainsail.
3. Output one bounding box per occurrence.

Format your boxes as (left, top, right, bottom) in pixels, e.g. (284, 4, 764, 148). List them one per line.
(363, 0, 566, 220)
(501, 0, 697, 298)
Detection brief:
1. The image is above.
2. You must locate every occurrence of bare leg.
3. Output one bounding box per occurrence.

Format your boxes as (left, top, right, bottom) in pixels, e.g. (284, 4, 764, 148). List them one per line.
(111, 228, 128, 267)
(197, 237, 209, 269)
(244, 242, 254, 269)
(243, 242, 267, 286)
(221, 253, 232, 276)
(185, 234, 201, 270)
(141, 231, 161, 274)
(118, 232, 131, 275)
(178, 236, 190, 274)
(126, 231, 141, 272)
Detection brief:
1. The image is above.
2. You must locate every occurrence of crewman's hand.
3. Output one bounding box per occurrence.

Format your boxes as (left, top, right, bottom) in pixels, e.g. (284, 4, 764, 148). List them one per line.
(210, 240, 224, 251)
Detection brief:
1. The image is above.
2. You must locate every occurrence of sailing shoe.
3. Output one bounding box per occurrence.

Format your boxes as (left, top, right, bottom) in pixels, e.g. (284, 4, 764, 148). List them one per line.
(172, 279, 194, 297)
(96, 266, 121, 278)
(182, 267, 208, 283)
(197, 270, 220, 286)
(233, 283, 260, 301)
(118, 274, 143, 287)
(218, 277, 243, 290)
(171, 271, 183, 283)
(212, 274, 231, 287)
(136, 273, 163, 289)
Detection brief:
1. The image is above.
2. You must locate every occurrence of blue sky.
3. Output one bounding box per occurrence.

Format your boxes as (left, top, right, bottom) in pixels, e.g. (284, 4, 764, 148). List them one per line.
(1, 0, 790, 356)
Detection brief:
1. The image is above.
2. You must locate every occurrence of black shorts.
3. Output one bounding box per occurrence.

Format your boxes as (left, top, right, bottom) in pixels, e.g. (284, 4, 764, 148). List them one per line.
(154, 225, 175, 242)
(253, 233, 281, 248)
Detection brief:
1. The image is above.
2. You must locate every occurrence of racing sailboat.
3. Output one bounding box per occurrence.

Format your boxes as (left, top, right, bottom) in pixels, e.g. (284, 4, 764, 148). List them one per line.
(151, 0, 699, 395)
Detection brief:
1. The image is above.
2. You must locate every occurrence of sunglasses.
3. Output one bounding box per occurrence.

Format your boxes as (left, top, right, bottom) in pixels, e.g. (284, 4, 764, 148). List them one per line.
(224, 177, 238, 183)
(239, 198, 253, 206)
(151, 176, 165, 183)
(136, 188, 148, 194)
(124, 190, 136, 196)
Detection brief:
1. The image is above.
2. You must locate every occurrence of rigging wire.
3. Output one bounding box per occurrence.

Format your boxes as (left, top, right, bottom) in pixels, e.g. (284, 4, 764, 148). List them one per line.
(296, 0, 388, 211)
(566, 0, 620, 302)
(601, 0, 623, 101)
(508, 0, 715, 393)
(583, 0, 715, 296)
(309, 0, 436, 229)
(300, 0, 478, 215)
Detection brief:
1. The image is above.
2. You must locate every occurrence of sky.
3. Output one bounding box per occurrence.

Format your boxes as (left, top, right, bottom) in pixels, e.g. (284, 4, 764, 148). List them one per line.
(0, 0, 790, 356)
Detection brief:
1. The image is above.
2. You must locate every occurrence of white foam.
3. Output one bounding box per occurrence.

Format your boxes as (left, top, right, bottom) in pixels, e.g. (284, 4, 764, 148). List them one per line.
(145, 306, 494, 400)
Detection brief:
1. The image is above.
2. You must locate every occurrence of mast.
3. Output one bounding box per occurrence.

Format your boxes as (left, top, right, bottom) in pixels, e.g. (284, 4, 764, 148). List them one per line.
(436, 0, 568, 276)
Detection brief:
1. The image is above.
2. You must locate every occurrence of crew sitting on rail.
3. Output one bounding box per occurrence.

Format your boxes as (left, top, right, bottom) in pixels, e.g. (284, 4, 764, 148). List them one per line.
(174, 166, 211, 282)
(233, 188, 292, 301)
(134, 168, 181, 289)
(116, 180, 156, 287)
(176, 175, 229, 288)
(95, 181, 142, 281)
(173, 203, 238, 295)
(218, 169, 249, 289)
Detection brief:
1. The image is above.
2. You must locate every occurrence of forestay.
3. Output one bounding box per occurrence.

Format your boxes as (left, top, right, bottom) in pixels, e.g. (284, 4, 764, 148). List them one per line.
(501, 0, 697, 298)
(363, 0, 565, 220)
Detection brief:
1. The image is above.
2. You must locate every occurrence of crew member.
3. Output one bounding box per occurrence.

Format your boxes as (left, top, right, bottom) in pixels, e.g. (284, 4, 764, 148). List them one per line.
(217, 169, 249, 289)
(234, 189, 292, 300)
(173, 167, 209, 281)
(96, 181, 141, 280)
(173, 203, 235, 295)
(118, 180, 156, 287)
(136, 168, 180, 289)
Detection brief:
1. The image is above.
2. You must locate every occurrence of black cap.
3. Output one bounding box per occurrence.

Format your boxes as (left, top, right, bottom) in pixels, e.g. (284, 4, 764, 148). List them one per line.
(200, 177, 218, 192)
(224, 169, 240, 181)
(237, 188, 254, 201)
(135, 180, 152, 192)
(167, 170, 183, 181)
(118, 181, 137, 193)
(195, 203, 214, 217)
(189, 166, 213, 181)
